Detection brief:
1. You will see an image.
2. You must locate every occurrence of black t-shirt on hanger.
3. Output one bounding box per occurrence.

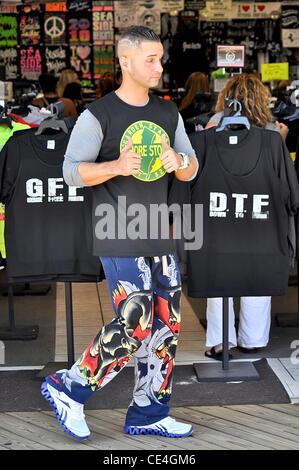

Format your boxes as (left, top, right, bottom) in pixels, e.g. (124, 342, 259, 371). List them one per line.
(0, 127, 102, 282)
(187, 126, 299, 298)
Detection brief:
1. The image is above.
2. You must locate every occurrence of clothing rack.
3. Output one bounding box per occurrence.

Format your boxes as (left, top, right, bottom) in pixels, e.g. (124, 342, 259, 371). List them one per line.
(65, 282, 75, 368)
(193, 297, 260, 382)
(3, 282, 51, 296)
(0, 283, 39, 340)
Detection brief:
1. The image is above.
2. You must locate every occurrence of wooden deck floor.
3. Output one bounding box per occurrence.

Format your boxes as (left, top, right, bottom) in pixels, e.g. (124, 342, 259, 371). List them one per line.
(0, 404, 299, 450)
(1, 281, 299, 450)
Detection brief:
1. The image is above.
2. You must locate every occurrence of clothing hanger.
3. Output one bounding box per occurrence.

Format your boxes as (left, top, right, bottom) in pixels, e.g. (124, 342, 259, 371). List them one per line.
(216, 98, 251, 132)
(284, 108, 299, 122)
(35, 101, 69, 135)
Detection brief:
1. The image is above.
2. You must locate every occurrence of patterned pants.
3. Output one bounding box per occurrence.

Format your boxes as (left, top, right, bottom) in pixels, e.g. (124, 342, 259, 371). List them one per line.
(61, 254, 181, 426)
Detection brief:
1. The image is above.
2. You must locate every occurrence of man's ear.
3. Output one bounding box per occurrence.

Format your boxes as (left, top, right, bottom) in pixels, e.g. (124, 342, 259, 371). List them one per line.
(119, 55, 128, 69)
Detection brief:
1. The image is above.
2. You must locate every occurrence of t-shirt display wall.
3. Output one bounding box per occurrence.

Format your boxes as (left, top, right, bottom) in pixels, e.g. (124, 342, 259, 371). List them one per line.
(0, 0, 297, 88)
(0, 0, 115, 86)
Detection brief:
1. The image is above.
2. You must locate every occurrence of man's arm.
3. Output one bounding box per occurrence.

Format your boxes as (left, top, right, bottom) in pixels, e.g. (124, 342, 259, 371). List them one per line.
(78, 136, 141, 186)
(63, 109, 141, 187)
(160, 113, 198, 181)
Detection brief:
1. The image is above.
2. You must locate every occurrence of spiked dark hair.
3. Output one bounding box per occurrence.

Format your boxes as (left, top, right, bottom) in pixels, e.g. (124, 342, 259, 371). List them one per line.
(117, 25, 160, 56)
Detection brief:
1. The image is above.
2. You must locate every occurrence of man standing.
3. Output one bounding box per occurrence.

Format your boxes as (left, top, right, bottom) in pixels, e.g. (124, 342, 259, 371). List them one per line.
(41, 26, 198, 440)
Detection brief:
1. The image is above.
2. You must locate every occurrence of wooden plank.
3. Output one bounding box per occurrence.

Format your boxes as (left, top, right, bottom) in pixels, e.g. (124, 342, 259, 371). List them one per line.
(176, 340, 205, 350)
(190, 406, 299, 448)
(165, 407, 276, 450)
(84, 412, 187, 450)
(42, 411, 146, 450)
(229, 404, 299, 431)
(262, 403, 299, 417)
(1, 413, 95, 450)
(85, 408, 217, 450)
(0, 426, 50, 450)
(85, 409, 198, 450)
(112, 408, 249, 450)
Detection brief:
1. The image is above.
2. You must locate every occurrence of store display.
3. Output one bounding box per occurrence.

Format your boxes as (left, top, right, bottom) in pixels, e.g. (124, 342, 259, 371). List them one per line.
(0, 14, 17, 47)
(44, 12, 67, 44)
(0, 1, 294, 86)
(0, 48, 18, 80)
(20, 46, 43, 81)
(281, 1, 299, 47)
(19, 4, 42, 46)
(0, 119, 102, 282)
(93, 45, 114, 78)
(92, 1, 114, 45)
(45, 45, 68, 76)
(68, 12, 92, 44)
(187, 125, 299, 298)
(70, 44, 93, 78)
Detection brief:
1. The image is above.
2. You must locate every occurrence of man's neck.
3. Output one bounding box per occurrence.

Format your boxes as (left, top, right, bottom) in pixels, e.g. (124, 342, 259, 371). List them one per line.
(115, 84, 149, 106)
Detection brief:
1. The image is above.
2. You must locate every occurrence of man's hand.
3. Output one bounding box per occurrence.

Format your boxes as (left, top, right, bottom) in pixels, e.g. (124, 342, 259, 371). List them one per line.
(159, 134, 183, 173)
(117, 136, 142, 176)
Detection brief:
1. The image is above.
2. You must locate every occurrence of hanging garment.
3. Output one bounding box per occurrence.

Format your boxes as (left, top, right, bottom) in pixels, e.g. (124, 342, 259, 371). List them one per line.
(9, 113, 39, 128)
(0, 121, 32, 260)
(0, 127, 102, 283)
(187, 126, 299, 298)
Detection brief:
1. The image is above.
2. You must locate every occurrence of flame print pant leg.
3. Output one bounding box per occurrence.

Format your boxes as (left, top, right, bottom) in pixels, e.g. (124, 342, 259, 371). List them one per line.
(125, 254, 181, 426)
(60, 256, 154, 404)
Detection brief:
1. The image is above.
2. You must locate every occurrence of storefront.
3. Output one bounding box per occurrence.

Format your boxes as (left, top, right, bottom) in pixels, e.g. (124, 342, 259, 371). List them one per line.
(0, 1, 297, 94)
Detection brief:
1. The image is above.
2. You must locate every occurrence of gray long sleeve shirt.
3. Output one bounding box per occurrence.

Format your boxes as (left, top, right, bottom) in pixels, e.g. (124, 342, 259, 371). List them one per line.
(63, 108, 197, 187)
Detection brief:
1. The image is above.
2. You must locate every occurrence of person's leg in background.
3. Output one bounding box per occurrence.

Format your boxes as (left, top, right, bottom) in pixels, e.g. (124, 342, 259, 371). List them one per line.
(205, 297, 237, 359)
(237, 296, 271, 350)
(125, 254, 193, 437)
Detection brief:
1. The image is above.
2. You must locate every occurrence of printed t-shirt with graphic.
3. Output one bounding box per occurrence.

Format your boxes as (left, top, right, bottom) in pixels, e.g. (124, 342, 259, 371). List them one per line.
(63, 91, 196, 258)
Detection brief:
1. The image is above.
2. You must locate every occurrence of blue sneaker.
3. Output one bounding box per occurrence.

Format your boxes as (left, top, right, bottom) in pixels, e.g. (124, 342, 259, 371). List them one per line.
(124, 417, 193, 438)
(41, 371, 90, 440)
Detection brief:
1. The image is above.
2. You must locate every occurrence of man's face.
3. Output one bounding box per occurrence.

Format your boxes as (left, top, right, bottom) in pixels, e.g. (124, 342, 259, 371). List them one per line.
(125, 41, 164, 88)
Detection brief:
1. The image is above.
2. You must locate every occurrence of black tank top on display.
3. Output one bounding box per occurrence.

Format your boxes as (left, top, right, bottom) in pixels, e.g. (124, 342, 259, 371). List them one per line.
(187, 126, 295, 298)
(0, 128, 102, 282)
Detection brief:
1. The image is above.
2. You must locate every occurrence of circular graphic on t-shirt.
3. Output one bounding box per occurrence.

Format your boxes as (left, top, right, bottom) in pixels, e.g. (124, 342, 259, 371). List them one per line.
(120, 120, 170, 182)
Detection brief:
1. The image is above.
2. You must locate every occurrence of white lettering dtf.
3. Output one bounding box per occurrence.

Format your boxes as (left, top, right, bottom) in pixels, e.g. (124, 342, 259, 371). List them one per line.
(252, 194, 269, 219)
(209, 192, 227, 217)
(232, 193, 248, 218)
(209, 192, 269, 220)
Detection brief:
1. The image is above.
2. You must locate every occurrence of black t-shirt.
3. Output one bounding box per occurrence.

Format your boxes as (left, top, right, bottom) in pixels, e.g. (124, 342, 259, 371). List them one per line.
(87, 92, 179, 257)
(0, 127, 102, 282)
(186, 126, 299, 298)
(169, 30, 209, 87)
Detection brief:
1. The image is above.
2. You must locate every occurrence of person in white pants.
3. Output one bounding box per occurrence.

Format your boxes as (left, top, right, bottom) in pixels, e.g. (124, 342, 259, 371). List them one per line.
(205, 296, 272, 359)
